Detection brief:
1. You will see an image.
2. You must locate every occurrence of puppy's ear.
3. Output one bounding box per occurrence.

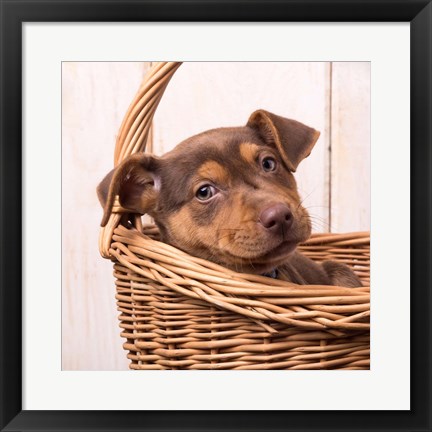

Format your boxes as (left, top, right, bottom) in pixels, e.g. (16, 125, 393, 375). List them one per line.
(97, 153, 161, 226)
(247, 109, 320, 172)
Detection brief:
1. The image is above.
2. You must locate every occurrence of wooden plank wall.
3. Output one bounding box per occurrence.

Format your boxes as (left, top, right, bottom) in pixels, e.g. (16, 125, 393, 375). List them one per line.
(330, 62, 371, 232)
(62, 62, 151, 371)
(62, 62, 370, 370)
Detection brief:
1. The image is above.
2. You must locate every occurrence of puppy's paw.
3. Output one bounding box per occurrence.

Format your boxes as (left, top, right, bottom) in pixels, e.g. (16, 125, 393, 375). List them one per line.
(322, 261, 363, 287)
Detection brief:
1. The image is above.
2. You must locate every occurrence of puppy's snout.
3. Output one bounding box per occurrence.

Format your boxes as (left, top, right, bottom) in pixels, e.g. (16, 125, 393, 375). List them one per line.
(259, 204, 293, 232)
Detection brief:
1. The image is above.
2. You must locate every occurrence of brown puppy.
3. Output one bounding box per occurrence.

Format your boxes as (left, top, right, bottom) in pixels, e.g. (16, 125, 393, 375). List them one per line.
(98, 110, 362, 287)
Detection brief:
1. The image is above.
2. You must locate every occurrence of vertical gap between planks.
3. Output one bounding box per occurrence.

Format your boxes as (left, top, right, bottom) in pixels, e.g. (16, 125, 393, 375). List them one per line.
(328, 62, 333, 232)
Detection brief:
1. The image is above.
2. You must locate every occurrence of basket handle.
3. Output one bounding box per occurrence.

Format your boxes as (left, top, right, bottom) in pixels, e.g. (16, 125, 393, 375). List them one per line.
(99, 62, 182, 258)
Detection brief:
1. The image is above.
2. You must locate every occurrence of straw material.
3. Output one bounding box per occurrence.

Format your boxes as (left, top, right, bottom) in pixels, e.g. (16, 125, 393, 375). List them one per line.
(99, 62, 370, 370)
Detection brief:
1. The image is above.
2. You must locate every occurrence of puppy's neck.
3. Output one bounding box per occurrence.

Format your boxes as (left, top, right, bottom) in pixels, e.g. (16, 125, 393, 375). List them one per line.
(214, 252, 297, 276)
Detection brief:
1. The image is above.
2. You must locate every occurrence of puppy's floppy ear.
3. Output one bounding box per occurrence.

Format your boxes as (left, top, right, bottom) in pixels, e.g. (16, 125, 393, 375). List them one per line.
(97, 153, 161, 227)
(247, 109, 320, 172)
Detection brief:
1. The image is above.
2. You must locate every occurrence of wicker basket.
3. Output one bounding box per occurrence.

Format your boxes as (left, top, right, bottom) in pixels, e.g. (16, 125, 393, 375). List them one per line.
(99, 62, 370, 370)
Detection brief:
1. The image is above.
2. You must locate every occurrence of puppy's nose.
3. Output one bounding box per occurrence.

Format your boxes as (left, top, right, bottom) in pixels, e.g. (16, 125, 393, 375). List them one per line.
(259, 204, 293, 232)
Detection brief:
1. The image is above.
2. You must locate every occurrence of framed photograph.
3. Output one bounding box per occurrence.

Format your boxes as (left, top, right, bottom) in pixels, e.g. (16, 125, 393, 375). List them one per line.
(1, 1, 431, 431)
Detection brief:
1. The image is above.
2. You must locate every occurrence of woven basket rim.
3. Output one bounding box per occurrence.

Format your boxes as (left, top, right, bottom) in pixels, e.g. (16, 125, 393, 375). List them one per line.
(110, 223, 370, 332)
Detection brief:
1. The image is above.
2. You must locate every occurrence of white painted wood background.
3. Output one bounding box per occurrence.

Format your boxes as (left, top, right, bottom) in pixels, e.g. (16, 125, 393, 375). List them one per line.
(62, 62, 370, 370)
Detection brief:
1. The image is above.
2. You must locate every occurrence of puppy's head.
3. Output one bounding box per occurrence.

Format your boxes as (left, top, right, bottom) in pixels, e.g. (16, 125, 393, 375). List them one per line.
(98, 110, 320, 273)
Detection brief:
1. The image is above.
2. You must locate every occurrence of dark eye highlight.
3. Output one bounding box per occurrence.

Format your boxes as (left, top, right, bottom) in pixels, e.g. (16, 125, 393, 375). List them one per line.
(261, 156, 277, 172)
(196, 184, 217, 201)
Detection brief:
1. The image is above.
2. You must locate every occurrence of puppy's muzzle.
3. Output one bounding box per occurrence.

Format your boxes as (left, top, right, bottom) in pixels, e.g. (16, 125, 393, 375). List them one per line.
(258, 203, 293, 233)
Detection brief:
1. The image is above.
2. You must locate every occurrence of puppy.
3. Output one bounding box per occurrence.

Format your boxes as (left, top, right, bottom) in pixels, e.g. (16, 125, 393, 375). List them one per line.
(98, 110, 362, 287)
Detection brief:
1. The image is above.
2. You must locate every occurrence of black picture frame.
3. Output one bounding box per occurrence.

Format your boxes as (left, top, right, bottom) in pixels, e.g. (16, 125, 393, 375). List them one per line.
(1, 1, 431, 431)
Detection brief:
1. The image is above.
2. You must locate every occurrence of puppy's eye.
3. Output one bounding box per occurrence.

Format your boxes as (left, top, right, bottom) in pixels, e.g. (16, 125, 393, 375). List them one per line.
(196, 185, 217, 201)
(261, 156, 277, 172)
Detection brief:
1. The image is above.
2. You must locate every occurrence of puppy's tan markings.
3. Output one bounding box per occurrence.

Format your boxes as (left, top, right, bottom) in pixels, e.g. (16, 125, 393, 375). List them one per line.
(197, 160, 230, 185)
(167, 207, 199, 246)
(239, 142, 260, 164)
(167, 206, 221, 257)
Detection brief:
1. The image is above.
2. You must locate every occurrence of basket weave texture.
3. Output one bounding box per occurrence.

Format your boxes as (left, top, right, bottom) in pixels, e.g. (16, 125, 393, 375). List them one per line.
(99, 62, 370, 370)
